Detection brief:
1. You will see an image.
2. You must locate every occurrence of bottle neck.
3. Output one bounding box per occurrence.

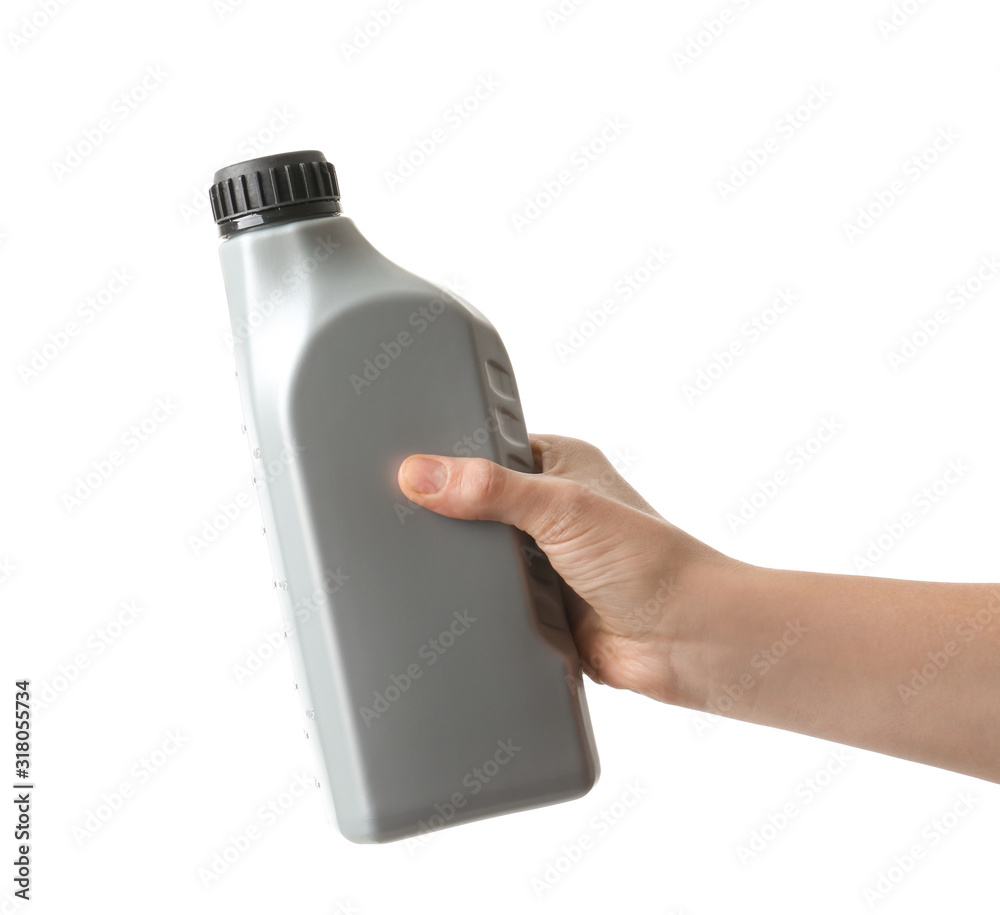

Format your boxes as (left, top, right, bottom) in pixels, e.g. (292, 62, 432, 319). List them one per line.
(217, 201, 343, 239)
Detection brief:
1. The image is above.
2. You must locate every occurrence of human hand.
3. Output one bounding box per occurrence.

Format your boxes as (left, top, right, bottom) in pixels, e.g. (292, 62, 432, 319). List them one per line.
(397, 434, 735, 705)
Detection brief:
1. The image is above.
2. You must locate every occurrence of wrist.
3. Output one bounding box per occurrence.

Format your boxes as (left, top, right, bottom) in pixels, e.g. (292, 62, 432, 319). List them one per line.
(651, 553, 781, 716)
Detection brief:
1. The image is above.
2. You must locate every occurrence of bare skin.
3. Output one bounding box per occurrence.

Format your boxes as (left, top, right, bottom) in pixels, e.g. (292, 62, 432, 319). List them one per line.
(398, 434, 1000, 783)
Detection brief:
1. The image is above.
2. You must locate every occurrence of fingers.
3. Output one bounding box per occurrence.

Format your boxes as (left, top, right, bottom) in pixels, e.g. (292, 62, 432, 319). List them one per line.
(398, 453, 589, 546)
(530, 434, 662, 519)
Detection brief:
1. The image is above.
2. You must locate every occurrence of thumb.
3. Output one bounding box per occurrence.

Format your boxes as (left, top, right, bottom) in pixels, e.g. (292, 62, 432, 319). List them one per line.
(397, 454, 590, 546)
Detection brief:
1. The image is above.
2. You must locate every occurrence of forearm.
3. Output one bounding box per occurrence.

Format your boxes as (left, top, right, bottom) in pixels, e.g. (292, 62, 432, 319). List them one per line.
(669, 560, 1000, 782)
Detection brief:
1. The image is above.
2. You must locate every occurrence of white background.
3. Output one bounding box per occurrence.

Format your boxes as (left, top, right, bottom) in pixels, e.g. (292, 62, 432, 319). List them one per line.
(2, 0, 999, 912)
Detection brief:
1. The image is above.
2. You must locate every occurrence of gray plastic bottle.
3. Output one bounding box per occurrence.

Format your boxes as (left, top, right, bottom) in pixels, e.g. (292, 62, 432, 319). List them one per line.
(208, 150, 599, 844)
